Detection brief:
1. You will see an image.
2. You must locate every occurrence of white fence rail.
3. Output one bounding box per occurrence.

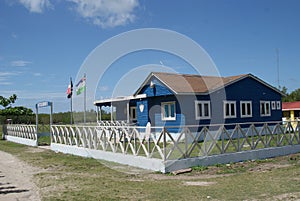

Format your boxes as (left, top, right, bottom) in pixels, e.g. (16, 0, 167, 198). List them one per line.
(4, 121, 300, 172)
(5, 124, 37, 146)
(51, 125, 160, 158)
(51, 121, 300, 160)
(6, 124, 37, 140)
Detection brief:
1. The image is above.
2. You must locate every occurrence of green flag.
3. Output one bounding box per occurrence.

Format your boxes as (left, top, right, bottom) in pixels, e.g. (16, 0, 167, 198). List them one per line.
(76, 76, 86, 95)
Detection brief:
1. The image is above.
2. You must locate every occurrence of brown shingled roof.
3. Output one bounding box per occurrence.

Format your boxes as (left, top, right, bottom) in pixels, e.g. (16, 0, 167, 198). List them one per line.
(151, 72, 247, 94)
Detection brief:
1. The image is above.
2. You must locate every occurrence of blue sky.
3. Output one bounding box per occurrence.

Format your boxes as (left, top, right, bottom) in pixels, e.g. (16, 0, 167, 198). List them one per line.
(1, 0, 300, 113)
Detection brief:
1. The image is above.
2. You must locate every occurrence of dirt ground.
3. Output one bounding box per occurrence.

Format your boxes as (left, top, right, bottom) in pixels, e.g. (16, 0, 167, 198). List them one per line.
(0, 150, 40, 201)
(0, 146, 299, 201)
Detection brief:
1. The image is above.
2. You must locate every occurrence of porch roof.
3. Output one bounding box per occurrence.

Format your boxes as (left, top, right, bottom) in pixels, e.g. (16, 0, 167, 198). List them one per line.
(94, 94, 146, 107)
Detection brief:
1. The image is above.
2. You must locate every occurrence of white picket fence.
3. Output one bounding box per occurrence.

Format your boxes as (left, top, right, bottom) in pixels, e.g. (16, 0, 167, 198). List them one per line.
(50, 121, 300, 160)
(6, 124, 37, 139)
(4, 121, 300, 172)
(5, 124, 37, 146)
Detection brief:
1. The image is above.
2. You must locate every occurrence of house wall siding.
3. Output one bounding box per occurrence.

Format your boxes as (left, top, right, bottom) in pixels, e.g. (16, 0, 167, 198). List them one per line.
(220, 77, 282, 124)
(139, 78, 173, 97)
(137, 76, 282, 127)
(136, 100, 149, 126)
(149, 96, 184, 127)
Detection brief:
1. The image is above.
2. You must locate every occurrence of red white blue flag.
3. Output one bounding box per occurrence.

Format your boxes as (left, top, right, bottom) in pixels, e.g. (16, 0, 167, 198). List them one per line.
(66, 78, 73, 99)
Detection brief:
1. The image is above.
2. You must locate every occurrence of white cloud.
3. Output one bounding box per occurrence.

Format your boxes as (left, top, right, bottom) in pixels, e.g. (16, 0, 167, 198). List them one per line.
(0, 72, 17, 77)
(0, 72, 20, 85)
(19, 0, 52, 13)
(68, 0, 139, 28)
(20, 91, 66, 99)
(33, 72, 42, 76)
(0, 72, 20, 79)
(0, 82, 12, 85)
(10, 60, 32, 67)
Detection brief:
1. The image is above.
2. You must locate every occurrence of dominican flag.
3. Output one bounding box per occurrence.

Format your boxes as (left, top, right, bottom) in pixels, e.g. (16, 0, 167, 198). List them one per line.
(66, 77, 73, 99)
(76, 75, 86, 95)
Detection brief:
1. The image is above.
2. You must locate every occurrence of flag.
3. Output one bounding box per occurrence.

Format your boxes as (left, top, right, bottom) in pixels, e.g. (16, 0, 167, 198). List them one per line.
(66, 78, 73, 99)
(76, 75, 86, 95)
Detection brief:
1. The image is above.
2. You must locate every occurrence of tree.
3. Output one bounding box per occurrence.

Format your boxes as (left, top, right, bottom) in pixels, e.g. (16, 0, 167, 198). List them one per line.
(281, 86, 288, 96)
(0, 106, 33, 116)
(0, 94, 33, 123)
(281, 87, 300, 102)
(0, 94, 17, 108)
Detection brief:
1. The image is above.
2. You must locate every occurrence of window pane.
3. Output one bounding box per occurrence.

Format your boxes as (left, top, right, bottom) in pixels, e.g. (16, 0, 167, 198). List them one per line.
(204, 103, 209, 117)
(226, 103, 230, 116)
(272, 102, 276, 110)
(231, 103, 235, 116)
(242, 103, 246, 116)
(247, 103, 251, 115)
(170, 104, 175, 117)
(164, 105, 169, 117)
(198, 104, 202, 117)
(261, 103, 265, 115)
(266, 103, 270, 114)
(277, 101, 281, 109)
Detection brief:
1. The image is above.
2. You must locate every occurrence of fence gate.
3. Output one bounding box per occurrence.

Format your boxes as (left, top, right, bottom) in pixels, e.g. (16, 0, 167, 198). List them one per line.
(36, 101, 53, 146)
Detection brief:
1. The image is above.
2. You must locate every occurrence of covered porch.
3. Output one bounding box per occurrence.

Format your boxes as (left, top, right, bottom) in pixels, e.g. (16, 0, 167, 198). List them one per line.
(94, 94, 146, 125)
(282, 101, 300, 129)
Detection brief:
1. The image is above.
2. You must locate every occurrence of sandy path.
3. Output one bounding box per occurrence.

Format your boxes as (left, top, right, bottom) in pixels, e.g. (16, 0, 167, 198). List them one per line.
(0, 150, 40, 201)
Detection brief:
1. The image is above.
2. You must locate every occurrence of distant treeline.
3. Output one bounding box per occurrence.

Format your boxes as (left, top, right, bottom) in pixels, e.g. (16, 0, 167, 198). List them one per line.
(0, 109, 111, 124)
(0, 94, 114, 125)
(281, 87, 300, 102)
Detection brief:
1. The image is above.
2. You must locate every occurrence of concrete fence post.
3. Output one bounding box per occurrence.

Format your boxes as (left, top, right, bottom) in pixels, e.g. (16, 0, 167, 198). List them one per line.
(2, 124, 7, 140)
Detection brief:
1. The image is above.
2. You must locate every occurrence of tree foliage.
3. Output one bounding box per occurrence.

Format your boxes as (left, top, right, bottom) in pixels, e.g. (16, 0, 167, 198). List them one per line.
(0, 94, 34, 123)
(0, 106, 33, 116)
(282, 87, 300, 102)
(0, 94, 17, 108)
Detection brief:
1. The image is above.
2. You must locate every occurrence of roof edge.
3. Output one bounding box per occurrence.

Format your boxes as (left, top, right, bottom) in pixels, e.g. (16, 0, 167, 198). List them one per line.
(134, 72, 284, 97)
(133, 72, 178, 96)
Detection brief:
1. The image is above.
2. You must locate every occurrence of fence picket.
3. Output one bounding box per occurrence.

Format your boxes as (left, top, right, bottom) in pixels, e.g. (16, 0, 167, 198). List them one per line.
(4, 121, 300, 164)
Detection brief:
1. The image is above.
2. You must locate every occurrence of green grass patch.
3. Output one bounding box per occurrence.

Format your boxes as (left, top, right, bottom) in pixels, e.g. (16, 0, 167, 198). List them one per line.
(0, 140, 299, 200)
(192, 165, 208, 171)
(38, 136, 51, 146)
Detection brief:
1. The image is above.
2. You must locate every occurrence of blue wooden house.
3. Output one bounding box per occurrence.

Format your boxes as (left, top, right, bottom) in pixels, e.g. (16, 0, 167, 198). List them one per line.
(94, 72, 283, 129)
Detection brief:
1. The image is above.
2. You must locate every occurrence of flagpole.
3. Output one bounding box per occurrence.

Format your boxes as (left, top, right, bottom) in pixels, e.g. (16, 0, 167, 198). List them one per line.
(84, 73, 86, 124)
(70, 95, 73, 125)
(70, 77, 73, 125)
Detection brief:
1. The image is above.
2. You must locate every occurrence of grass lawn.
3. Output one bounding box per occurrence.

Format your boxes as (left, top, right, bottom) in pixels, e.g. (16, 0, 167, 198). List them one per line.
(0, 140, 299, 200)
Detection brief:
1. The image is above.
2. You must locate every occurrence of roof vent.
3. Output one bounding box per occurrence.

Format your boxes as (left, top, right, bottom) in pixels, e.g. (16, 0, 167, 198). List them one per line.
(150, 81, 155, 88)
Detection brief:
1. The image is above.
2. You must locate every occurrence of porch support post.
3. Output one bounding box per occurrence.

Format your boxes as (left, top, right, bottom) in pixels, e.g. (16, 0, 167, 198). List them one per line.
(110, 103, 113, 121)
(96, 106, 101, 122)
(99, 106, 102, 121)
(127, 102, 130, 124)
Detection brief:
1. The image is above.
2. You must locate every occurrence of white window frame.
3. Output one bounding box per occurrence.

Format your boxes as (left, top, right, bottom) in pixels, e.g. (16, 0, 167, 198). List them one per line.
(195, 101, 211, 120)
(260, 101, 271, 117)
(271, 101, 276, 110)
(240, 101, 252, 118)
(224, 101, 237, 119)
(161, 101, 176, 121)
(276, 101, 281, 110)
(130, 106, 137, 121)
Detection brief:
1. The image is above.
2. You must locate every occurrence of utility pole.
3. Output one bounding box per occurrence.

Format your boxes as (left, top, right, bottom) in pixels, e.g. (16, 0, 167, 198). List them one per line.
(276, 48, 280, 89)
